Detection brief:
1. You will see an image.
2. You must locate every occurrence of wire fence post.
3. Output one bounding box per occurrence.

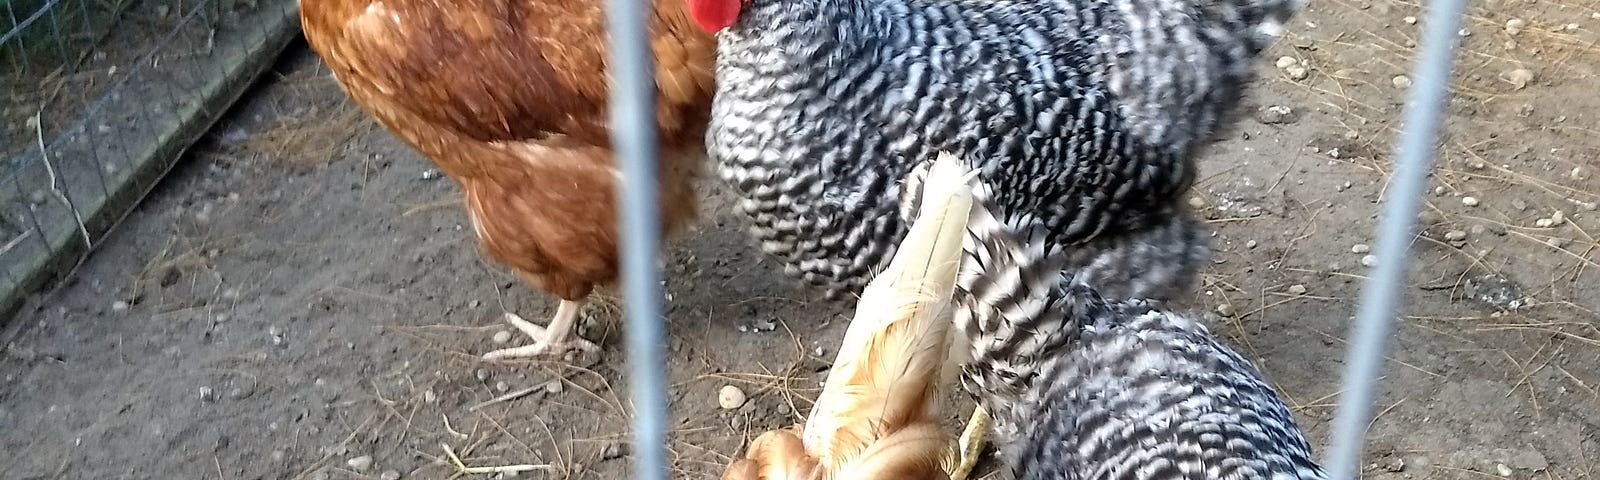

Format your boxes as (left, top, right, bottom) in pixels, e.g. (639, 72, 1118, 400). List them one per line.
(1324, 0, 1470, 477)
(603, 0, 670, 479)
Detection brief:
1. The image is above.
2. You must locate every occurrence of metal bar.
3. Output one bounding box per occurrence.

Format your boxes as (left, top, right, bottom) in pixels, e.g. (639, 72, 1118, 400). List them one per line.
(601, 0, 669, 478)
(0, 0, 67, 47)
(1323, 0, 1469, 477)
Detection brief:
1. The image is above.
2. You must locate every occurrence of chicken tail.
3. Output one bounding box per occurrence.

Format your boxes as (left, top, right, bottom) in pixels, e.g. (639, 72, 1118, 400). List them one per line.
(801, 151, 975, 476)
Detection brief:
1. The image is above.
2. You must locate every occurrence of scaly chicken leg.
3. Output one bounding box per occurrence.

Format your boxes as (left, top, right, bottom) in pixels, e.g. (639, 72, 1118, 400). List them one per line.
(482, 300, 600, 361)
(949, 405, 990, 480)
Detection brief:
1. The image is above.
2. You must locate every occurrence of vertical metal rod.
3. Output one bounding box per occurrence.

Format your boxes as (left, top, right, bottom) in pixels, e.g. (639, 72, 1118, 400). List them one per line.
(1324, 0, 1468, 477)
(4, 0, 26, 77)
(45, 0, 66, 65)
(602, 0, 669, 478)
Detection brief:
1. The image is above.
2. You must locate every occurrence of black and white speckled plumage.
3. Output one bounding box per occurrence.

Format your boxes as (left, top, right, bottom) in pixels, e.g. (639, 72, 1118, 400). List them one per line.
(1005, 290, 1327, 480)
(708, 0, 1301, 301)
(947, 187, 1326, 479)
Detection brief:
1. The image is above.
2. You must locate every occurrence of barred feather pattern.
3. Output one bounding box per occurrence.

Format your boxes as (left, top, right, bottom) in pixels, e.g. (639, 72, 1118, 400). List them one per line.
(709, 0, 1301, 301)
(1008, 295, 1328, 479)
(950, 194, 1327, 480)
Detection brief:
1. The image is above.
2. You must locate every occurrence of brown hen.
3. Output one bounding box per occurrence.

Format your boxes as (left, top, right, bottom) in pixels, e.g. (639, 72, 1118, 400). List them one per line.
(301, 0, 716, 360)
(723, 153, 979, 480)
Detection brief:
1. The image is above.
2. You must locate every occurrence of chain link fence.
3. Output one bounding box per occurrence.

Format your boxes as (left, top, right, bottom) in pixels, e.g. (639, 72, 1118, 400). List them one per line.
(1, 0, 300, 320)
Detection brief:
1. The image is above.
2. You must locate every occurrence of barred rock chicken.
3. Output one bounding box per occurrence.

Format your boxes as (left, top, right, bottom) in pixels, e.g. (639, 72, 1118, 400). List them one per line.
(689, 0, 1302, 307)
(723, 154, 976, 480)
(913, 156, 1327, 479)
(699, 0, 1300, 470)
(301, 0, 716, 361)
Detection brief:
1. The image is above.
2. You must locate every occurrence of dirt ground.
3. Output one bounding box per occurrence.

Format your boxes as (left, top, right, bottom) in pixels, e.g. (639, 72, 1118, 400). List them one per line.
(3, 0, 1599, 478)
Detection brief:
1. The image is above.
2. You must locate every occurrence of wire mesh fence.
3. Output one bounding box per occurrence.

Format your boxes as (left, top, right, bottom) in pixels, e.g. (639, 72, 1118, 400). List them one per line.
(0, 0, 1480, 476)
(0, 0, 300, 319)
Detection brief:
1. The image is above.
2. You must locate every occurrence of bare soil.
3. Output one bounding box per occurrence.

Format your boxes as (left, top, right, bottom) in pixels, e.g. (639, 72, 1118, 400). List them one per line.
(3, 0, 1598, 478)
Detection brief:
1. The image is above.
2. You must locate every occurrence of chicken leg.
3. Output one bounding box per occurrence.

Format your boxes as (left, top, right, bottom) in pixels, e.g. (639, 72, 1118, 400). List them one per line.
(949, 405, 990, 480)
(482, 300, 600, 361)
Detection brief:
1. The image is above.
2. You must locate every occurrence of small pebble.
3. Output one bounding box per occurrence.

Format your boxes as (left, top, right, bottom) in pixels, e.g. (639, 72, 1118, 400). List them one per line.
(1188, 196, 1206, 209)
(544, 379, 565, 394)
(1402, 16, 1417, 24)
(1392, 75, 1413, 89)
(1351, 244, 1371, 254)
(1444, 230, 1468, 242)
(492, 331, 512, 344)
(1504, 18, 1525, 35)
(1255, 105, 1297, 124)
(1287, 284, 1308, 295)
(111, 300, 130, 313)
(1275, 56, 1298, 69)
(346, 455, 374, 472)
(602, 442, 630, 460)
(475, 369, 491, 382)
(1535, 218, 1554, 228)
(1245, 240, 1258, 249)
(380, 471, 401, 480)
(1573, 166, 1591, 181)
(495, 381, 510, 393)
(719, 385, 748, 410)
(423, 389, 438, 403)
(1361, 254, 1379, 267)
(1215, 303, 1235, 317)
(1500, 68, 1535, 90)
(1461, 196, 1480, 207)
(1497, 463, 1514, 477)
(1434, 186, 1448, 195)
(1550, 210, 1566, 226)
(1284, 65, 1309, 80)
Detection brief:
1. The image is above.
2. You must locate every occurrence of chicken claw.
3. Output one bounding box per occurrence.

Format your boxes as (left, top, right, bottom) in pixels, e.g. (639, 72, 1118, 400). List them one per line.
(482, 300, 600, 361)
(949, 405, 990, 480)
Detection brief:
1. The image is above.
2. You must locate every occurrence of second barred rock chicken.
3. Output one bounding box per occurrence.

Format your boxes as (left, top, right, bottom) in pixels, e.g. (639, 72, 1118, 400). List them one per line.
(905, 156, 1327, 479)
(696, 0, 1302, 470)
(301, 0, 716, 361)
(689, 0, 1303, 307)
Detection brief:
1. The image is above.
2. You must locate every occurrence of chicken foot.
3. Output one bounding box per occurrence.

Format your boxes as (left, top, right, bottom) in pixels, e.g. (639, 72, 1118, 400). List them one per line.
(482, 300, 600, 361)
(949, 405, 990, 480)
